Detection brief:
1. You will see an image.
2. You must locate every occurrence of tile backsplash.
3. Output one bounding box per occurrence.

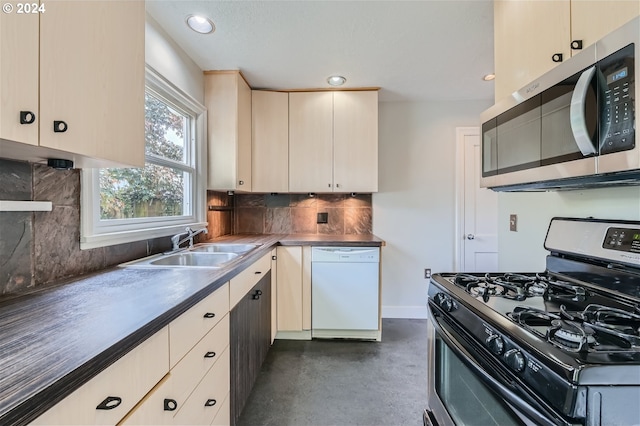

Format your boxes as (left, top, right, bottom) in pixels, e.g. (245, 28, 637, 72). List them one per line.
(0, 158, 171, 297)
(232, 193, 373, 235)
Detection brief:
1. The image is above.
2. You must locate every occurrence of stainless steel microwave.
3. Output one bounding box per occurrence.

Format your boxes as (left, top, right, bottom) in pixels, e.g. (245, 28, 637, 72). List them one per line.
(480, 16, 639, 191)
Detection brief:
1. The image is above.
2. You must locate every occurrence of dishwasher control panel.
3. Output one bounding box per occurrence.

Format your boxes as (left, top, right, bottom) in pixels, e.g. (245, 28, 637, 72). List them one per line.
(311, 247, 380, 262)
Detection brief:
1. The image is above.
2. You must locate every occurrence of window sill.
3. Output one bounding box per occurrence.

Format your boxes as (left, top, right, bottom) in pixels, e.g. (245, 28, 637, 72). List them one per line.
(80, 221, 208, 250)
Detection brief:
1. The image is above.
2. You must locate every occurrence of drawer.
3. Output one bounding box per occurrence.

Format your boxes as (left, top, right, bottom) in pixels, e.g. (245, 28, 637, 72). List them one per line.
(170, 282, 229, 367)
(173, 347, 230, 425)
(210, 392, 230, 426)
(230, 253, 271, 309)
(33, 327, 169, 426)
(122, 317, 229, 425)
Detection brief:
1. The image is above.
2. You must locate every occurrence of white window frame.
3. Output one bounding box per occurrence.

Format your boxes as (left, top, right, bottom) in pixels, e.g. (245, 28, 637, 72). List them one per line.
(80, 66, 207, 250)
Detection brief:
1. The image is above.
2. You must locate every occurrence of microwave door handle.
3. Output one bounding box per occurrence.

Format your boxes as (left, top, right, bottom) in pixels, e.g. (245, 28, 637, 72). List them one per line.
(569, 66, 598, 156)
(428, 306, 569, 426)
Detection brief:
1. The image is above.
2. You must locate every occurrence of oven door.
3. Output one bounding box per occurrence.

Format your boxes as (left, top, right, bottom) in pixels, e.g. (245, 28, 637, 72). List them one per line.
(426, 304, 570, 426)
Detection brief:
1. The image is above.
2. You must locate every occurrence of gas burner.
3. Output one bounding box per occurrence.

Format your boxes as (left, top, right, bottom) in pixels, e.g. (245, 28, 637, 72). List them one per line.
(509, 304, 640, 353)
(451, 273, 548, 302)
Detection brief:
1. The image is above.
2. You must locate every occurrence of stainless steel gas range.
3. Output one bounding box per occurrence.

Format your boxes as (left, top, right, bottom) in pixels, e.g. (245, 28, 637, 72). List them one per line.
(425, 217, 640, 426)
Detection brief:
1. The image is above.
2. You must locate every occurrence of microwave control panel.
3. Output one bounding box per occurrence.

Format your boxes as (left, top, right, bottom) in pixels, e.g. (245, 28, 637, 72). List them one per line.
(600, 43, 635, 155)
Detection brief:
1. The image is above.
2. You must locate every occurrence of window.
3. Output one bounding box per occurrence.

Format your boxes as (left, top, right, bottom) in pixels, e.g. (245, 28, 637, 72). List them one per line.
(81, 67, 206, 249)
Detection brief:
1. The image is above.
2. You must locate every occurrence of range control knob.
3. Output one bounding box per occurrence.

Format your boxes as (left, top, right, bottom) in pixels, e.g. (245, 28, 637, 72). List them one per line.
(434, 293, 455, 312)
(486, 334, 505, 355)
(504, 349, 526, 372)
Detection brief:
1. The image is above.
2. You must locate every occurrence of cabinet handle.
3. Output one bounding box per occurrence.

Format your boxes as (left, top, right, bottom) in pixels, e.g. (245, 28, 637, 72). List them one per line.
(204, 351, 216, 358)
(252, 289, 263, 300)
(96, 396, 122, 410)
(254, 271, 262, 274)
(203, 312, 215, 318)
(205, 399, 217, 407)
(336, 183, 340, 188)
(239, 180, 244, 185)
(20, 111, 35, 124)
(53, 120, 68, 133)
(571, 40, 583, 50)
(164, 398, 178, 411)
(328, 183, 331, 188)
(551, 53, 563, 63)
(272, 255, 277, 260)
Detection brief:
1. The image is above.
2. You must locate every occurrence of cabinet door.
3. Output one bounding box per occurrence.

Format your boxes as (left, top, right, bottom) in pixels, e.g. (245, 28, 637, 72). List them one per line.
(0, 2, 38, 145)
(289, 92, 333, 192)
(252, 90, 289, 192)
(270, 248, 278, 344)
(39, 0, 145, 167)
(230, 273, 271, 426)
(333, 91, 378, 192)
(571, 0, 640, 54)
(494, 0, 570, 100)
(276, 246, 303, 331)
(206, 71, 252, 191)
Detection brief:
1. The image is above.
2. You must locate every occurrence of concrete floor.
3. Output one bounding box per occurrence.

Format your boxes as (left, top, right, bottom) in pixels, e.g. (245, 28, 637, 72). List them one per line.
(238, 319, 428, 426)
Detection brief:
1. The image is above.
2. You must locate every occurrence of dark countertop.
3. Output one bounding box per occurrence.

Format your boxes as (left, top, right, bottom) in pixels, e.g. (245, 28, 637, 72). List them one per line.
(0, 233, 383, 425)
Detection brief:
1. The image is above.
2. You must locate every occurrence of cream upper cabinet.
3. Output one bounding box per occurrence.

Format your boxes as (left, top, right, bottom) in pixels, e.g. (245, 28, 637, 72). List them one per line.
(494, 0, 570, 100)
(289, 91, 334, 192)
(0, 3, 39, 146)
(333, 91, 378, 192)
(252, 90, 289, 193)
(493, 0, 639, 101)
(205, 71, 252, 191)
(289, 91, 378, 193)
(571, 0, 640, 50)
(0, 0, 145, 167)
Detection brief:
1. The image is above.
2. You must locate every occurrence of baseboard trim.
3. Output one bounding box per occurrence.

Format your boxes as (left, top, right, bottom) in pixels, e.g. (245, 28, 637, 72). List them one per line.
(275, 330, 312, 340)
(382, 305, 428, 319)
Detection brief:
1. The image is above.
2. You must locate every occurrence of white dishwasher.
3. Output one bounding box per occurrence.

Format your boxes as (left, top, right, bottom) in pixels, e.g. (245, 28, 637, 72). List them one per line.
(311, 246, 380, 339)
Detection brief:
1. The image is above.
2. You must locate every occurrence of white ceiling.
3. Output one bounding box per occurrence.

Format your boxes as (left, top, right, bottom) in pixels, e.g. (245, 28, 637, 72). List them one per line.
(146, 0, 495, 103)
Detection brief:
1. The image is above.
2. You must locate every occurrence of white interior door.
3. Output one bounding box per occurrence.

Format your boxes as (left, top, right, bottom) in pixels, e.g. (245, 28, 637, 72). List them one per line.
(456, 128, 498, 272)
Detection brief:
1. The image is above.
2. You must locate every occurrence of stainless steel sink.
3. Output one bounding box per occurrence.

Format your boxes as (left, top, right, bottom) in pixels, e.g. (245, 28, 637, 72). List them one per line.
(121, 252, 239, 269)
(151, 252, 238, 267)
(188, 243, 260, 254)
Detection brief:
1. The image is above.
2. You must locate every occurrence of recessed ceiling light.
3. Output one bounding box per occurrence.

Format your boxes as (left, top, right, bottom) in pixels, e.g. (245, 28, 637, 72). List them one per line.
(327, 75, 346, 86)
(186, 14, 215, 34)
(483, 74, 495, 81)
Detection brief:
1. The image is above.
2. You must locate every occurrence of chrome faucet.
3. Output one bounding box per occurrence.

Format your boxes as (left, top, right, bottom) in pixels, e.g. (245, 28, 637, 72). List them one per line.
(170, 226, 208, 251)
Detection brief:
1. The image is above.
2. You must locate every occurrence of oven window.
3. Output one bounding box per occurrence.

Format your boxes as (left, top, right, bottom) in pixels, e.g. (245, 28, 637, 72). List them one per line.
(435, 335, 523, 425)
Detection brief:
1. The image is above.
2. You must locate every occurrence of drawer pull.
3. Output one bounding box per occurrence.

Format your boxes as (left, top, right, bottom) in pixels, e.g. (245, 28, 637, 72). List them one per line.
(205, 399, 217, 407)
(203, 312, 215, 318)
(204, 351, 216, 358)
(96, 396, 122, 410)
(164, 398, 178, 411)
(254, 271, 262, 274)
(252, 289, 263, 300)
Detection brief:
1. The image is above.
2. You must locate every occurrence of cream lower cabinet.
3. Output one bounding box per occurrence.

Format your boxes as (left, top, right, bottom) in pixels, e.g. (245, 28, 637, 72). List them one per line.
(0, 0, 145, 168)
(32, 327, 169, 426)
(122, 283, 231, 425)
(275, 246, 311, 339)
(288, 91, 378, 193)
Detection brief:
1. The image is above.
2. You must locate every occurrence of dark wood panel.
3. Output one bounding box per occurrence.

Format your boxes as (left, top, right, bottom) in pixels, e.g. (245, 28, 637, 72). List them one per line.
(230, 271, 272, 426)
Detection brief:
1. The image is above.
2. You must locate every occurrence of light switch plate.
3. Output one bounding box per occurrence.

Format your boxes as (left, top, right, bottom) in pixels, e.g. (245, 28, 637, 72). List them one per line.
(510, 214, 518, 232)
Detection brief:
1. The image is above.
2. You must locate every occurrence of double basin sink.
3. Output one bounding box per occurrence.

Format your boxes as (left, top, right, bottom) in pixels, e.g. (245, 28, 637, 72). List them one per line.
(121, 243, 261, 269)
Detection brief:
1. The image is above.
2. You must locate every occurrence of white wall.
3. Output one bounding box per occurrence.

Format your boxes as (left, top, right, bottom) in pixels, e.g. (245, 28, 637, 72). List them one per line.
(145, 14, 204, 103)
(498, 188, 640, 271)
(374, 100, 492, 319)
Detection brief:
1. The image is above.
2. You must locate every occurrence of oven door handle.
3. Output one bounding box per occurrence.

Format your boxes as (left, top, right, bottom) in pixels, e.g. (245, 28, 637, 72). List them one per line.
(429, 307, 569, 426)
